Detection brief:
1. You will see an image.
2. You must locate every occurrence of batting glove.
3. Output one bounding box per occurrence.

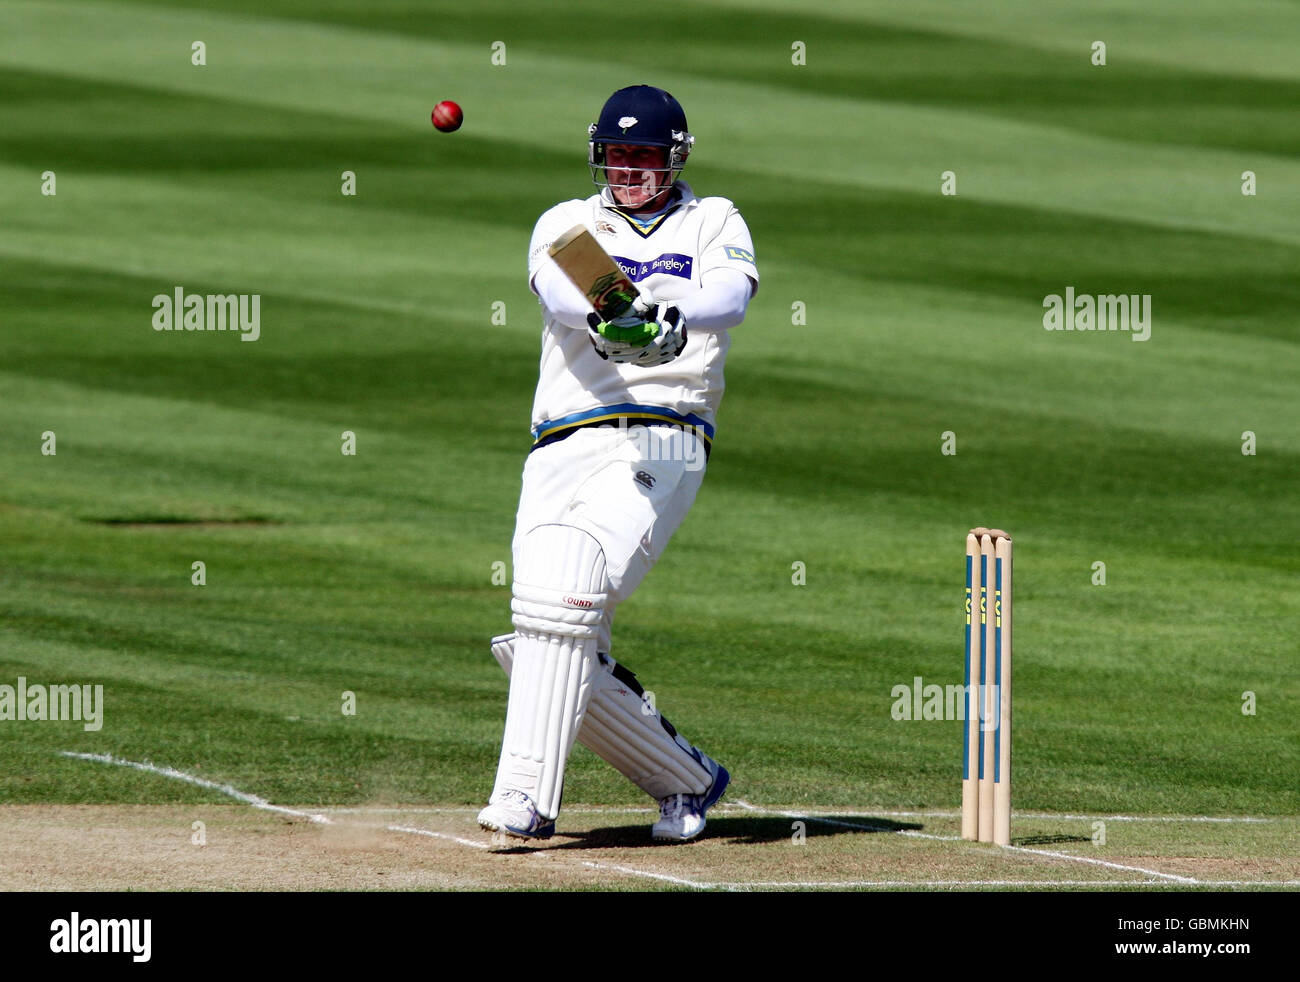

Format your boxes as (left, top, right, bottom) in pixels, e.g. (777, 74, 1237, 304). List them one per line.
(586, 312, 657, 363)
(630, 303, 688, 367)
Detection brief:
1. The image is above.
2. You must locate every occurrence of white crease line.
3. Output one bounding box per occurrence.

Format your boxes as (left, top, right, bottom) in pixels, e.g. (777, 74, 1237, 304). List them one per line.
(577, 860, 711, 890)
(733, 798, 1195, 883)
(320, 807, 481, 815)
(899, 830, 962, 841)
(1000, 844, 1198, 883)
(729, 880, 1300, 889)
(381, 826, 710, 888)
(725, 805, 1283, 824)
(263, 804, 1288, 825)
(734, 801, 961, 842)
(319, 805, 656, 815)
(1010, 814, 1279, 824)
(59, 752, 705, 889)
(387, 824, 489, 850)
(53, 758, 1277, 890)
(61, 751, 332, 824)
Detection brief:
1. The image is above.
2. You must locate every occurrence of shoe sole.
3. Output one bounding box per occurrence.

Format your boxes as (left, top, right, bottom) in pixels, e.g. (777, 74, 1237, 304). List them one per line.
(652, 764, 730, 843)
(478, 818, 555, 847)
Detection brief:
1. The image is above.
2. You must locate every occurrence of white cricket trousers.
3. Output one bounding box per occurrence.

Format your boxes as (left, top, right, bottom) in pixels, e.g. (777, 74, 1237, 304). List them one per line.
(512, 424, 708, 655)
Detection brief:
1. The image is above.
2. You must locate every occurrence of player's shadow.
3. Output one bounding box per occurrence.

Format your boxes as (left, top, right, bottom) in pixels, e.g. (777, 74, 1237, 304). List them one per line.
(546, 815, 923, 850)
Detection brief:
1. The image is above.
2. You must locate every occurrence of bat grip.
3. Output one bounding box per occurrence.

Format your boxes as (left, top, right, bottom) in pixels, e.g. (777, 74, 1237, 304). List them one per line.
(597, 291, 637, 321)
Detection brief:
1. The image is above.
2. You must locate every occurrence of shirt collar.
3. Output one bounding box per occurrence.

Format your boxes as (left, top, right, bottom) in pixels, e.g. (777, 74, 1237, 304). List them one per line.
(600, 181, 697, 214)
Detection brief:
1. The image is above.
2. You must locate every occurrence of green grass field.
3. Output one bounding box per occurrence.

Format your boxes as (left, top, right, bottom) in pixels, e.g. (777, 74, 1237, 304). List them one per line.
(1, 0, 1297, 891)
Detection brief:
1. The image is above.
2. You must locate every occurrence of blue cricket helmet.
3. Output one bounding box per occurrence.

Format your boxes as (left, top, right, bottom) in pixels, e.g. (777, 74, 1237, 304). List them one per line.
(588, 85, 694, 193)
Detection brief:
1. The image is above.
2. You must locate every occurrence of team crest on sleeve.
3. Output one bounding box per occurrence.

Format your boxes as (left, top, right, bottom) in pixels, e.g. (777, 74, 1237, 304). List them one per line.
(724, 245, 755, 265)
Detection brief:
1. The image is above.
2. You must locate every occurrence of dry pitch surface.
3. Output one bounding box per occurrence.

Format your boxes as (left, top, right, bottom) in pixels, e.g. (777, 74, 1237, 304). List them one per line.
(3, 803, 1296, 892)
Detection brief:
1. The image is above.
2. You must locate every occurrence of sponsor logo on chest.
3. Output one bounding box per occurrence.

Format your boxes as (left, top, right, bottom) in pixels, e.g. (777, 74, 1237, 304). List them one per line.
(611, 253, 694, 282)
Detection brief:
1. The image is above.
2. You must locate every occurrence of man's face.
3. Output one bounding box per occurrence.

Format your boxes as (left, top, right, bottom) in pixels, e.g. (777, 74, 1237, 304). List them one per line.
(605, 144, 671, 211)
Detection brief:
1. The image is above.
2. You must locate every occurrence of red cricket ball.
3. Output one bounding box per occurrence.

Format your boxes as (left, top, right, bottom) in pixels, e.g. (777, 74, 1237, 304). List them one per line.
(432, 100, 463, 132)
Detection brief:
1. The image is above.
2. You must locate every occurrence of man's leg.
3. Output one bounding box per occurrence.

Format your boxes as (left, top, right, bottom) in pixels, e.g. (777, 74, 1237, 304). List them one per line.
(490, 635, 724, 802)
(485, 427, 727, 842)
(487, 429, 729, 842)
(477, 524, 608, 844)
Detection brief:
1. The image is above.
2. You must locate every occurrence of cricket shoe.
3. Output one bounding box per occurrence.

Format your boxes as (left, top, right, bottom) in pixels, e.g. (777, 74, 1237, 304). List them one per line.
(652, 757, 730, 843)
(477, 790, 555, 849)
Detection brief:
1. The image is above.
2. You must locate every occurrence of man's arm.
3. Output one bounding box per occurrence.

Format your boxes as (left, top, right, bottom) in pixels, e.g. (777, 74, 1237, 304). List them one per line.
(671, 268, 753, 332)
(671, 202, 757, 332)
(532, 261, 600, 330)
(528, 208, 614, 330)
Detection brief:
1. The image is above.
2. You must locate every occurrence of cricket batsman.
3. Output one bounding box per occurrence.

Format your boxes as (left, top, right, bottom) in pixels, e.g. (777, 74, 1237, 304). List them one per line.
(477, 84, 758, 846)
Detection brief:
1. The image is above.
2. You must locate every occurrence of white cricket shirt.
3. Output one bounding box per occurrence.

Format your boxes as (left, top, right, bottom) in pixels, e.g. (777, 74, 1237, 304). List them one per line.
(525, 182, 758, 454)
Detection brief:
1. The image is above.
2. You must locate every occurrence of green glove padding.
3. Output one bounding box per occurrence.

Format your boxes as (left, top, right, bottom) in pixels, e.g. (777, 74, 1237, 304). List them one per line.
(596, 319, 658, 347)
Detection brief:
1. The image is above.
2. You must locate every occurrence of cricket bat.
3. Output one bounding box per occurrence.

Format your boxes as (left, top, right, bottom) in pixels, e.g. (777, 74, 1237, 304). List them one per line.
(547, 225, 639, 321)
